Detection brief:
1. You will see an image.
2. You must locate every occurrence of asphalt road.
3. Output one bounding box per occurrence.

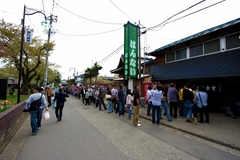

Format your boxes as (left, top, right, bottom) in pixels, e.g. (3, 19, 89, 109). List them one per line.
(2, 96, 240, 160)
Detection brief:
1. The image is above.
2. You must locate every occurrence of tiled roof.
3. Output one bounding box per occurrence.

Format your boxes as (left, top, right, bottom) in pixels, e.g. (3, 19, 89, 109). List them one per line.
(150, 18, 240, 54)
(149, 49, 240, 81)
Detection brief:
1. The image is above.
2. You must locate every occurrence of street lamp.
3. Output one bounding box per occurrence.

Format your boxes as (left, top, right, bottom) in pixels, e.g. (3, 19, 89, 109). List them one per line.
(17, 5, 46, 103)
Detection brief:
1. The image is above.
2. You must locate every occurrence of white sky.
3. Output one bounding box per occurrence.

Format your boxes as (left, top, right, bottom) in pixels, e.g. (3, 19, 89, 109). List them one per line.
(1, 0, 239, 80)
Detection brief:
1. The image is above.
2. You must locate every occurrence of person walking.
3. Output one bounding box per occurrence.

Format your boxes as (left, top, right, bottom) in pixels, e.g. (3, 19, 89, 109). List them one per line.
(126, 89, 133, 120)
(151, 85, 163, 126)
(45, 84, 53, 107)
(54, 88, 67, 122)
(168, 83, 179, 118)
(106, 87, 113, 113)
(133, 85, 141, 127)
(24, 87, 48, 136)
(196, 85, 209, 123)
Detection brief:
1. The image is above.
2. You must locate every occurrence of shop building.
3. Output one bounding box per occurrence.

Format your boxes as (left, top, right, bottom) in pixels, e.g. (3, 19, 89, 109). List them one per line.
(148, 18, 240, 112)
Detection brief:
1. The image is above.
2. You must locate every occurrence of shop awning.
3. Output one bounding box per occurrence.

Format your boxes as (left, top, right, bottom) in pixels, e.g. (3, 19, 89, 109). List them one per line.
(149, 49, 240, 81)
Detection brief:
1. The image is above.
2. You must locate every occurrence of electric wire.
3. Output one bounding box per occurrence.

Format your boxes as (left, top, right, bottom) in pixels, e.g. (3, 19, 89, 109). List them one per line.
(146, 0, 206, 32)
(56, 27, 123, 36)
(27, 16, 42, 35)
(109, 0, 135, 23)
(163, 0, 226, 26)
(55, 3, 124, 25)
(41, 0, 46, 14)
(98, 45, 123, 65)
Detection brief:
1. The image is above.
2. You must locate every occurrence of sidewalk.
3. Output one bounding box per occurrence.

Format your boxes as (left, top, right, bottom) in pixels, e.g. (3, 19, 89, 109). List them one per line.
(139, 106, 240, 150)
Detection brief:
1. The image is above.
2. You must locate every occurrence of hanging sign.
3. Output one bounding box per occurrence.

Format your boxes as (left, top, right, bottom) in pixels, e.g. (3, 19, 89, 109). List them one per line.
(124, 22, 138, 78)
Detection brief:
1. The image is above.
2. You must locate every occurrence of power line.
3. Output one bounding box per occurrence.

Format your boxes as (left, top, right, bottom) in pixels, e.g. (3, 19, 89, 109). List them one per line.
(164, 0, 226, 26)
(56, 27, 123, 36)
(146, 0, 206, 32)
(41, 0, 46, 14)
(55, 3, 124, 25)
(109, 0, 135, 23)
(98, 45, 123, 64)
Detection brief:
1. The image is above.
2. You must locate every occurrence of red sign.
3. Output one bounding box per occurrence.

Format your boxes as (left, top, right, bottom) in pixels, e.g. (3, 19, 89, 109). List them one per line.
(142, 82, 152, 104)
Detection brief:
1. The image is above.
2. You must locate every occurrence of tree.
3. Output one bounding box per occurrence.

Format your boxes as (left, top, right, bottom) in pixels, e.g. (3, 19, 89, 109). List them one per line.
(0, 20, 55, 94)
(84, 62, 102, 85)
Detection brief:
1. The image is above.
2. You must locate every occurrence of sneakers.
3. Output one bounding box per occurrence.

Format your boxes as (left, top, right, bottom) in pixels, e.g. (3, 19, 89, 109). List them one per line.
(31, 133, 37, 136)
(37, 127, 40, 130)
(137, 124, 141, 127)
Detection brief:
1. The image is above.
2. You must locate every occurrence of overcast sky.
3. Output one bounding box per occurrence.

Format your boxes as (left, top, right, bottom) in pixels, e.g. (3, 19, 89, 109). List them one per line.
(1, 0, 239, 80)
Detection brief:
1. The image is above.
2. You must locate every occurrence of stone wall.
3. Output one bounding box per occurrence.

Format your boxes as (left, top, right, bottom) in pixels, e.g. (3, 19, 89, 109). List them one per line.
(0, 101, 28, 154)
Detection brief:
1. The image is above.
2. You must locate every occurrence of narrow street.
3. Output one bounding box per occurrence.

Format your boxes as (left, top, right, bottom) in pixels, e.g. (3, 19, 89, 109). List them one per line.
(2, 96, 240, 160)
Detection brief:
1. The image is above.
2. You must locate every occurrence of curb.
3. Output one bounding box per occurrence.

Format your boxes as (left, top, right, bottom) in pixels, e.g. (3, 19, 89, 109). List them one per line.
(140, 115, 240, 151)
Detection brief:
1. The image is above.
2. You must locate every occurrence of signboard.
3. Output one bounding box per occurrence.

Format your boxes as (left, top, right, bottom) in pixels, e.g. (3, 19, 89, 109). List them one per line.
(25, 30, 32, 44)
(124, 22, 138, 78)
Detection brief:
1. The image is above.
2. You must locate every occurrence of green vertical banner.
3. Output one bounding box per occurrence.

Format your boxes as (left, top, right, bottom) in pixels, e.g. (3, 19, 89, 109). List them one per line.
(124, 22, 138, 78)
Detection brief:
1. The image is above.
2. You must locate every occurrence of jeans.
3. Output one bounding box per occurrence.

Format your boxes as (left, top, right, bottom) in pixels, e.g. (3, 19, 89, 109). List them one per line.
(152, 105, 162, 124)
(179, 100, 184, 117)
(55, 104, 64, 120)
(147, 101, 152, 116)
(47, 96, 51, 107)
(95, 99, 99, 107)
(99, 98, 106, 110)
(161, 101, 172, 121)
(133, 106, 140, 125)
(30, 109, 43, 134)
(107, 100, 113, 112)
(170, 102, 178, 118)
(118, 101, 125, 116)
(184, 100, 193, 118)
(127, 104, 132, 119)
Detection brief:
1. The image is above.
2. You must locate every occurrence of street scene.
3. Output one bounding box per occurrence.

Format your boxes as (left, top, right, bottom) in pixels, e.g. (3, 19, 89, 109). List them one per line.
(1, 96, 240, 160)
(1, 1, 240, 160)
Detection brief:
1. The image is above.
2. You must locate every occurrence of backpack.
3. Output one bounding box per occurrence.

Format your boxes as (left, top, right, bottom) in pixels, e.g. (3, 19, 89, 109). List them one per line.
(29, 94, 43, 111)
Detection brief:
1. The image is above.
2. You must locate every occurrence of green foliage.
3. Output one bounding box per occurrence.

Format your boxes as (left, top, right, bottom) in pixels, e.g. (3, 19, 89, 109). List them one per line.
(84, 62, 102, 85)
(0, 19, 61, 94)
(0, 89, 29, 113)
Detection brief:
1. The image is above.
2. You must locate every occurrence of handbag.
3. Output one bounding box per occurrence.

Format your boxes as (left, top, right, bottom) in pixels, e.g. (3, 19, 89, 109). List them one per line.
(161, 92, 167, 102)
(105, 94, 111, 99)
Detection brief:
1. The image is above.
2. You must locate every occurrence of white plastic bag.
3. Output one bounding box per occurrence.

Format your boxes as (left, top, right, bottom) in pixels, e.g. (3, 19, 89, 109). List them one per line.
(43, 111, 50, 120)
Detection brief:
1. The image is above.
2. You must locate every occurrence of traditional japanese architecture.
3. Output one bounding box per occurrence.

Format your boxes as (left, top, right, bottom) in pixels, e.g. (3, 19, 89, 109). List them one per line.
(148, 18, 240, 112)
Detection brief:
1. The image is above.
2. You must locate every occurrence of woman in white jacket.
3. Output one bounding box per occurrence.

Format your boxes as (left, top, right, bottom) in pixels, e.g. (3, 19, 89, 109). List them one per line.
(126, 89, 133, 120)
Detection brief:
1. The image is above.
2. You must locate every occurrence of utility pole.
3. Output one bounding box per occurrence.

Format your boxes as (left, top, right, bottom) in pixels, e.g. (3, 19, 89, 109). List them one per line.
(17, 5, 46, 103)
(43, 15, 57, 87)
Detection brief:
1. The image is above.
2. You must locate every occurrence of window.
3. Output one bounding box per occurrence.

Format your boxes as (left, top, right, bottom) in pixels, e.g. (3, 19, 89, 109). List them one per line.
(190, 44, 203, 57)
(226, 33, 240, 49)
(204, 39, 220, 54)
(176, 49, 187, 60)
(166, 52, 175, 62)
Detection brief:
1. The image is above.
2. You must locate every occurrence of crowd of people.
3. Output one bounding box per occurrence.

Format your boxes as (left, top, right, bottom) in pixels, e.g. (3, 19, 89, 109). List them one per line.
(67, 81, 209, 127)
(147, 82, 209, 125)
(24, 82, 210, 136)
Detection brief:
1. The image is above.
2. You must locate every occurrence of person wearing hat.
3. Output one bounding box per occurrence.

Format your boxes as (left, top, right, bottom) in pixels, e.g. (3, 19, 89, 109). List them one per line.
(24, 87, 48, 136)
